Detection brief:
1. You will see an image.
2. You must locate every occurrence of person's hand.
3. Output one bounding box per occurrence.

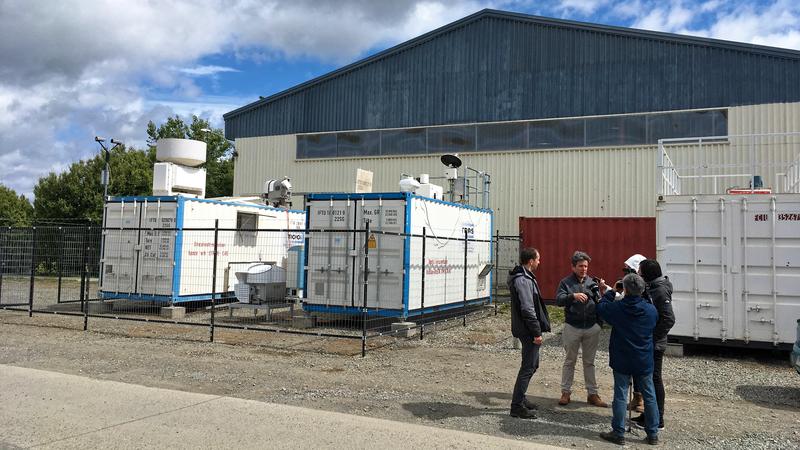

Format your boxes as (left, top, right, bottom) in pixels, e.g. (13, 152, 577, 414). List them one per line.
(574, 293, 588, 303)
(534, 336, 543, 345)
(598, 278, 608, 292)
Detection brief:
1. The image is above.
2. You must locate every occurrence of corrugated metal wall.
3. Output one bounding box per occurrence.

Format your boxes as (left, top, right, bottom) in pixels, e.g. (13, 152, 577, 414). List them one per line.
(518, 217, 656, 300)
(225, 11, 800, 139)
(232, 102, 800, 234)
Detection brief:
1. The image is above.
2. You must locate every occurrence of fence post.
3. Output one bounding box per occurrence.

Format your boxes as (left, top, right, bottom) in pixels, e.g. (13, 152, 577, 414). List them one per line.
(28, 226, 37, 317)
(494, 229, 500, 316)
(0, 227, 5, 303)
(361, 220, 371, 358)
(420, 227, 426, 340)
(82, 229, 90, 331)
(57, 227, 64, 303)
(463, 228, 468, 327)
(79, 227, 88, 310)
(210, 220, 219, 343)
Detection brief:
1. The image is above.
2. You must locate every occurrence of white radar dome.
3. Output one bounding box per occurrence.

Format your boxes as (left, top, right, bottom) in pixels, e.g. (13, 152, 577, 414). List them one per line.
(156, 138, 207, 167)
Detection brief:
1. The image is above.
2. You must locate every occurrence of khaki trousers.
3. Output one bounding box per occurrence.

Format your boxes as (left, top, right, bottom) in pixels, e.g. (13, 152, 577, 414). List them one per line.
(561, 323, 601, 395)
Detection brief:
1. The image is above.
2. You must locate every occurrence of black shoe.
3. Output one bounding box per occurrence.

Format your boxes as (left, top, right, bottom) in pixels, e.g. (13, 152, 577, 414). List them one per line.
(522, 398, 539, 410)
(646, 435, 659, 445)
(599, 431, 625, 445)
(632, 415, 665, 431)
(510, 405, 537, 419)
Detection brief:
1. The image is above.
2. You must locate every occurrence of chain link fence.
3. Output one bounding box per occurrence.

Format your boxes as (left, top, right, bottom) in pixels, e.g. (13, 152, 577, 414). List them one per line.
(1, 223, 520, 356)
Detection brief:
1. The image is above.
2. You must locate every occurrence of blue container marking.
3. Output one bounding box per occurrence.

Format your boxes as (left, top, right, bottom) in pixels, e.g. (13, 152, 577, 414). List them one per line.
(171, 196, 186, 304)
(402, 197, 411, 318)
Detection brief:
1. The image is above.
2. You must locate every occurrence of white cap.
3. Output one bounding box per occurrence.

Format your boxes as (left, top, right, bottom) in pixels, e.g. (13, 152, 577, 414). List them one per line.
(624, 254, 647, 272)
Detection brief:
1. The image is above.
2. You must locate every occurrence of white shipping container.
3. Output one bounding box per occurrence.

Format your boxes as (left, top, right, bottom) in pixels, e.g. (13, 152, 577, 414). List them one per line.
(656, 194, 800, 347)
(304, 193, 493, 318)
(100, 196, 306, 304)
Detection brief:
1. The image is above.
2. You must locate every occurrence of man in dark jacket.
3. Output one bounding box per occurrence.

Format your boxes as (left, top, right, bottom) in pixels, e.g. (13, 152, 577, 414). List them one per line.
(631, 259, 675, 431)
(509, 247, 551, 419)
(555, 251, 607, 407)
(597, 273, 660, 446)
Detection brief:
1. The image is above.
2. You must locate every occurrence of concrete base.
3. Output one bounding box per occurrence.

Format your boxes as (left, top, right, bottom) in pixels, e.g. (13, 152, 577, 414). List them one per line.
(391, 322, 417, 338)
(665, 343, 684, 357)
(87, 302, 113, 314)
(159, 306, 186, 320)
(291, 315, 317, 329)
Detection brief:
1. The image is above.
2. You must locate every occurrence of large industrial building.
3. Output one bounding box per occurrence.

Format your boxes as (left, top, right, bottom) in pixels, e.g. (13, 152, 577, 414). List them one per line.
(223, 9, 800, 235)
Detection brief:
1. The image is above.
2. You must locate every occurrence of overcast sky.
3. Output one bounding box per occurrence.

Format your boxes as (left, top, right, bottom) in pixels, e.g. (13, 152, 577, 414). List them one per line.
(1, 0, 798, 198)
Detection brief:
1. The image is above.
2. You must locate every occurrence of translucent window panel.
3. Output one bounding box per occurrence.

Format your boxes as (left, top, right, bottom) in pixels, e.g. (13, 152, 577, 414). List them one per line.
(381, 128, 427, 155)
(299, 133, 337, 158)
(235, 212, 257, 246)
(711, 110, 728, 137)
(296, 135, 306, 159)
(586, 115, 646, 147)
(647, 111, 715, 142)
(477, 122, 527, 151)
(428, 126, 477, 154)
(337, 131, 380, 157)
(529, 119, 585, 149)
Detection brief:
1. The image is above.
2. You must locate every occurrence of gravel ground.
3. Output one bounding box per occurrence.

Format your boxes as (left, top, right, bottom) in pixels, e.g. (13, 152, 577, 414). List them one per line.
(0, 307, 798, 449)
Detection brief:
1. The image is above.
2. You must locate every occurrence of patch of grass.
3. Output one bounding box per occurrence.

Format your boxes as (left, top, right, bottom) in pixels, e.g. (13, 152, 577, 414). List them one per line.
(546, 305, 564, 325)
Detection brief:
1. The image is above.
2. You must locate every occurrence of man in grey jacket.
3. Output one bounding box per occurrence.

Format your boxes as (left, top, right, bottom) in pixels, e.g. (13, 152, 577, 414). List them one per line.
(556, 251, 607, 407)
(509, 247, 551, 419)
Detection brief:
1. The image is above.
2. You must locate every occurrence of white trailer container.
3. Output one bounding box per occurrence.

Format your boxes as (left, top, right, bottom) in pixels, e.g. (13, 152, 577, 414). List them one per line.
(303, 192, 493, 318)
(656, 194, 800, 348)
(100, 196, 305, 304)
(656, 133, 800, 348)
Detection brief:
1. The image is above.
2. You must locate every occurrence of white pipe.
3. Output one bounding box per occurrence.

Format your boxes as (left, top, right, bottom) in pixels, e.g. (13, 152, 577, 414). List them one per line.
(142, 199, 148, 295)
(741, 198, 750, 343)
(657, 141, 664, 196)
(719, 197, 727, 341)
(116, 201, 124, 294)
(692, 197, 699, 340)
(156, 199, 162, 296)
(771, 196, 779, 345)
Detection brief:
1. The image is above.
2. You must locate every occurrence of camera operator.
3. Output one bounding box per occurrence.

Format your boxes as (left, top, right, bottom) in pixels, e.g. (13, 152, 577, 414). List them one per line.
(597, 273, 660, 446)
(555, 251, 607, 407)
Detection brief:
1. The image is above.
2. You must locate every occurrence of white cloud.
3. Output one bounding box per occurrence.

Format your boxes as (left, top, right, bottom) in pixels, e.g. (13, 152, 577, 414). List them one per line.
(631, 1, 694, 33)
(556, 0, 611, 16)
(179, 65, 241, 76)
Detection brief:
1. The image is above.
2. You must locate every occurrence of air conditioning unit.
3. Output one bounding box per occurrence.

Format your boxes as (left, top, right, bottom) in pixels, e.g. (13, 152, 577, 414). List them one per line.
(153, 162, 206, 197)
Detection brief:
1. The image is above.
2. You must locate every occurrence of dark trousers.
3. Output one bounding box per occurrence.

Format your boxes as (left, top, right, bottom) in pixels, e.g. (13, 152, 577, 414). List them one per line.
(633, 349, 666, 425)
(511, 336, 540, 407)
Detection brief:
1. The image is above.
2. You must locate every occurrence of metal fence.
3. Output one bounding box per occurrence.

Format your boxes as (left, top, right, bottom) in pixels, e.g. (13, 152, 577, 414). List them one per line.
(0, 224, 521, 356)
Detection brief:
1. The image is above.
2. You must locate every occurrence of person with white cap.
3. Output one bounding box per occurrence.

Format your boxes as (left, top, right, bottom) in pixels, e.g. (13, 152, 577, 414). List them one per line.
(618, 254, 647, 412)
(631, 258, 675, 432)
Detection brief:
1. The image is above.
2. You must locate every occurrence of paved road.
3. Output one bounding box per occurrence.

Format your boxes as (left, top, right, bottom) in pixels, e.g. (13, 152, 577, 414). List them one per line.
(0, 364, 562, 449)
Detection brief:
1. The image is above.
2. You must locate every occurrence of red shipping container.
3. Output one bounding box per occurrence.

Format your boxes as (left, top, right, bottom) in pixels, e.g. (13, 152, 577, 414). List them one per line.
(518, 217, 656, 302)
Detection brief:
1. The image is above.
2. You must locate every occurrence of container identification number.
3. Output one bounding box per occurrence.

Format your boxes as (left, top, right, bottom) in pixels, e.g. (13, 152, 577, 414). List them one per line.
(754, 213, 800, 222)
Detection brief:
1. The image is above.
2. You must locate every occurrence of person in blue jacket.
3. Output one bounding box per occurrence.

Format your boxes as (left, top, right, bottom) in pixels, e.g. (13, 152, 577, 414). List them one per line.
(596, 273, 660, 446)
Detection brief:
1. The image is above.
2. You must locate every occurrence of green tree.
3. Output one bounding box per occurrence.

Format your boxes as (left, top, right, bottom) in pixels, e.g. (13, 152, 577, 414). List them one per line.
(147, 115, 234, 198)
(0, 184, 33, 226)
(33, 146, 155, 222)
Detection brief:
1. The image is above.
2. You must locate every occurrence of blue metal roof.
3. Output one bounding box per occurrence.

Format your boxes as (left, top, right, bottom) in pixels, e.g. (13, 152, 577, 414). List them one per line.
(224, 9, 800, 139)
